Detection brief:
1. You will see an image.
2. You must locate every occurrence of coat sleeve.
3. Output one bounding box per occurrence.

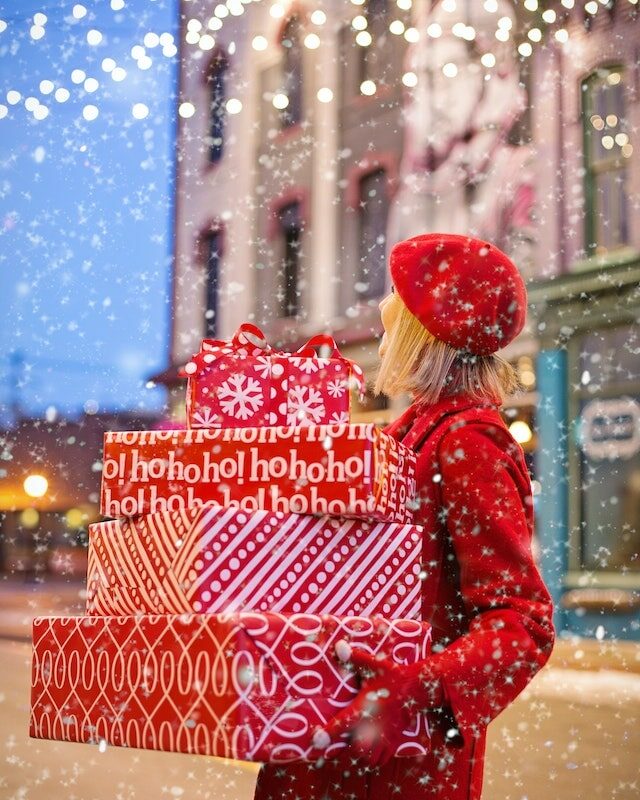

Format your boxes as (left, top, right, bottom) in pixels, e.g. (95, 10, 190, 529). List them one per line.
(420, 423, 556, 746)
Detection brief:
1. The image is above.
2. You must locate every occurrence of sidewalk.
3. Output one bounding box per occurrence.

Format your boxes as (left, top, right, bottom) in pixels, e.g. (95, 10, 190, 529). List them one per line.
(0, 578, 85, 641)
(3, 580, 639, 799)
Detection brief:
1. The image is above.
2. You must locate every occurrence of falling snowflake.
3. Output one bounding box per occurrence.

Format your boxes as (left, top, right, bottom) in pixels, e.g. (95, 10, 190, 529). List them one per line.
(326, 378, 347, 398)
(190, 407, 220, 429)
(218, 374, 264, 420)
(287, 385, 326, 425)
(288, 357, 330, 374)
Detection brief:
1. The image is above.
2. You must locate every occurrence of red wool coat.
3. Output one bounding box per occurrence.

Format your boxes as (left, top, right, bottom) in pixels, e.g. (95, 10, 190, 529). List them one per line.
(253, 392, 556, 800)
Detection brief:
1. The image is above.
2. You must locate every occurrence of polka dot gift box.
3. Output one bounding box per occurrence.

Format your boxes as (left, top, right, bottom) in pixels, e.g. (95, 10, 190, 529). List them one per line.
(85, 503, 423, 619)
(183, 323, 366, 430)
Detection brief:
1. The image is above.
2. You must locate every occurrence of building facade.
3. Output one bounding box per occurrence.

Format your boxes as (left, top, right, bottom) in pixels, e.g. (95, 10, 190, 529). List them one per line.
(529, 1, 640, 640)
(161, 0, 640, 639)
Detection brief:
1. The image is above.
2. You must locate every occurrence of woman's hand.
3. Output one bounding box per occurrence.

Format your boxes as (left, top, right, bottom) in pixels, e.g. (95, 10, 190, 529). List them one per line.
(310, 647, 447, 768)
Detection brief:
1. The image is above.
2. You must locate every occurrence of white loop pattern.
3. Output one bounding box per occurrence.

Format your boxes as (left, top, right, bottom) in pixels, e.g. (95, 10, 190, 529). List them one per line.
(30, 613, 433, 762)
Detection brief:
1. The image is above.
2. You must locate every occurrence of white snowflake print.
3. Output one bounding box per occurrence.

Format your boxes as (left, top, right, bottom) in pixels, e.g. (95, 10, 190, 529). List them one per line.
(329, 411, 349, 424)
(218, 374, 265, 420)
(287, 385, 326, 425)
(327, 378, 347, 398)
(253, 355, 272, 379)
(289, 357, 330, 375)
(191, 407, 220, 428)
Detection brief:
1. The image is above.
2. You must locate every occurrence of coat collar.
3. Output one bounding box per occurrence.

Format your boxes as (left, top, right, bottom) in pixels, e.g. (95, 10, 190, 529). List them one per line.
(383, 392, 500, 449)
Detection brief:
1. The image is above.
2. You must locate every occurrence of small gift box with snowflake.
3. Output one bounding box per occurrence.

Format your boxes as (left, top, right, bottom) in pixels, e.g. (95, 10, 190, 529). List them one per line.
(184, 323, 367, 430)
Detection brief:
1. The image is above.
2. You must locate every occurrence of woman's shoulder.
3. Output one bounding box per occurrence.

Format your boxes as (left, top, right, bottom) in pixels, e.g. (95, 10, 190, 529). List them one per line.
(437, 411, 526, 475)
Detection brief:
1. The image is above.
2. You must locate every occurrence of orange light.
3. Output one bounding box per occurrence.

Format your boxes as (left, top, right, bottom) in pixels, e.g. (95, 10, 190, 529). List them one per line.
(23, 474, 48, 498)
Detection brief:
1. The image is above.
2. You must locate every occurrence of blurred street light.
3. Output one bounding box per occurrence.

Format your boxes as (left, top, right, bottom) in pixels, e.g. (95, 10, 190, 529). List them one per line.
(23, 474, 48, 498)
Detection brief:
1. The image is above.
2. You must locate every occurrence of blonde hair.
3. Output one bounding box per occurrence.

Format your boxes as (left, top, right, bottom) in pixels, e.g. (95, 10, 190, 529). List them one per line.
(373, 295, 522, 406)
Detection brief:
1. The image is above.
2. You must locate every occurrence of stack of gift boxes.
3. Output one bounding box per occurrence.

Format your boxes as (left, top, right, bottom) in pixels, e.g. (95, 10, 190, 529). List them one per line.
(30, 325, 433, 762)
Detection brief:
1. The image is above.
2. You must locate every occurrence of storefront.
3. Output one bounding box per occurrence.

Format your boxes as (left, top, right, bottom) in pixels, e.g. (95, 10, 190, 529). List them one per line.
(530, 255, 640, 641)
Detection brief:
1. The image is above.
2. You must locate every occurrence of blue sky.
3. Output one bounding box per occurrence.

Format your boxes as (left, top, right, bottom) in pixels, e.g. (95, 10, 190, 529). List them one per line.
(0, 0, 177, 423)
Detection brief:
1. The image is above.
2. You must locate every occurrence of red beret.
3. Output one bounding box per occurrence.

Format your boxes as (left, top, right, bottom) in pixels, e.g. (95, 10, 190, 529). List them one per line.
(389, 233, 527, 355)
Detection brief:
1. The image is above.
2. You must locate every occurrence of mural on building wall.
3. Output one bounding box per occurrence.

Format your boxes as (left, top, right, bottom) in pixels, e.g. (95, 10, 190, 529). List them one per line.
(387, 0, 535, 275)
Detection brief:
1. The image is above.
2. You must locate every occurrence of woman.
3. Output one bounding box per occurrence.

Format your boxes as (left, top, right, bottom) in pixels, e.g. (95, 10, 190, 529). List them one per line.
(253, 233, 555, 800)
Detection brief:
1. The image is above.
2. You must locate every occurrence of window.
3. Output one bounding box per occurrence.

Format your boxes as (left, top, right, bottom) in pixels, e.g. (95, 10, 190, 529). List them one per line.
(278, 203, 302, 317)
(582, 66, 631, 255)
(360, 0, 389, 87)
(280, 17, 303, 128)
(206, 55, 227, 164)
(357, 169, 389, 300)
(204, 232, 222, 337)
(573, 325, 640, 572)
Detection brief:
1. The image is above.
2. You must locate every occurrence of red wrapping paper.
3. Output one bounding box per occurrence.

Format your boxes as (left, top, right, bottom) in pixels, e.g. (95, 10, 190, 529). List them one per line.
(100, 423, 417, 522)
(30, 613, 433, 762)
(184, 327, 366, 430)
(86, 504, 423, 619)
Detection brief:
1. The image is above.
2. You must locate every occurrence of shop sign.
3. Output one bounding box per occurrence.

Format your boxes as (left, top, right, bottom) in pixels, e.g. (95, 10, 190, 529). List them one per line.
(578, 397, 640, 460)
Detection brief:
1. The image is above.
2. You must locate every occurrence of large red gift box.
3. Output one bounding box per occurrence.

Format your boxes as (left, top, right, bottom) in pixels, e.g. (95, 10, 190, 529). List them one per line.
(184, 324, 366, 430)
(100, 423, 417, 522)
(30, 612, 433, 762)
(86, 504, 423, 619)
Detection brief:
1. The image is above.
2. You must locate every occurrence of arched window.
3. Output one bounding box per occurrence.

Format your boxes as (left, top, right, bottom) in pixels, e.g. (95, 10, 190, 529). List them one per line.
(206, 53, 227, 164)
(360, 0, 389, 86)
(277, 202, 303, 317)
(202, 229, 222, 337)
(357, 168, 389, 300)
(280, 17, 303, 128)
(581, 65, 631, 255)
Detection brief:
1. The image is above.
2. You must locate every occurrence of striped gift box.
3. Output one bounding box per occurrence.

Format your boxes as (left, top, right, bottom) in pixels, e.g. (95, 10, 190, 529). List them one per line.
(87, 503, 423, 619)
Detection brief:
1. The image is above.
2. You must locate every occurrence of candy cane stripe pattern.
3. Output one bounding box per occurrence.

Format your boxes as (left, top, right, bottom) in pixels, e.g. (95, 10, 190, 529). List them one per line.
(85, 505, 423, 619)
(30, 613, 433, 762)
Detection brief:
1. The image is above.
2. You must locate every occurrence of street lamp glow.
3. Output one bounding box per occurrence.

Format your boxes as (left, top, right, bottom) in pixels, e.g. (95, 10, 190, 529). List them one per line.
(272, 93, 289, 109)
(360, 80, 376, 96)
(304, 33, 320, 49)
(199, 34, 215, 50)
(509, 421, 532, 444)
(24, 474, 48, 498)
